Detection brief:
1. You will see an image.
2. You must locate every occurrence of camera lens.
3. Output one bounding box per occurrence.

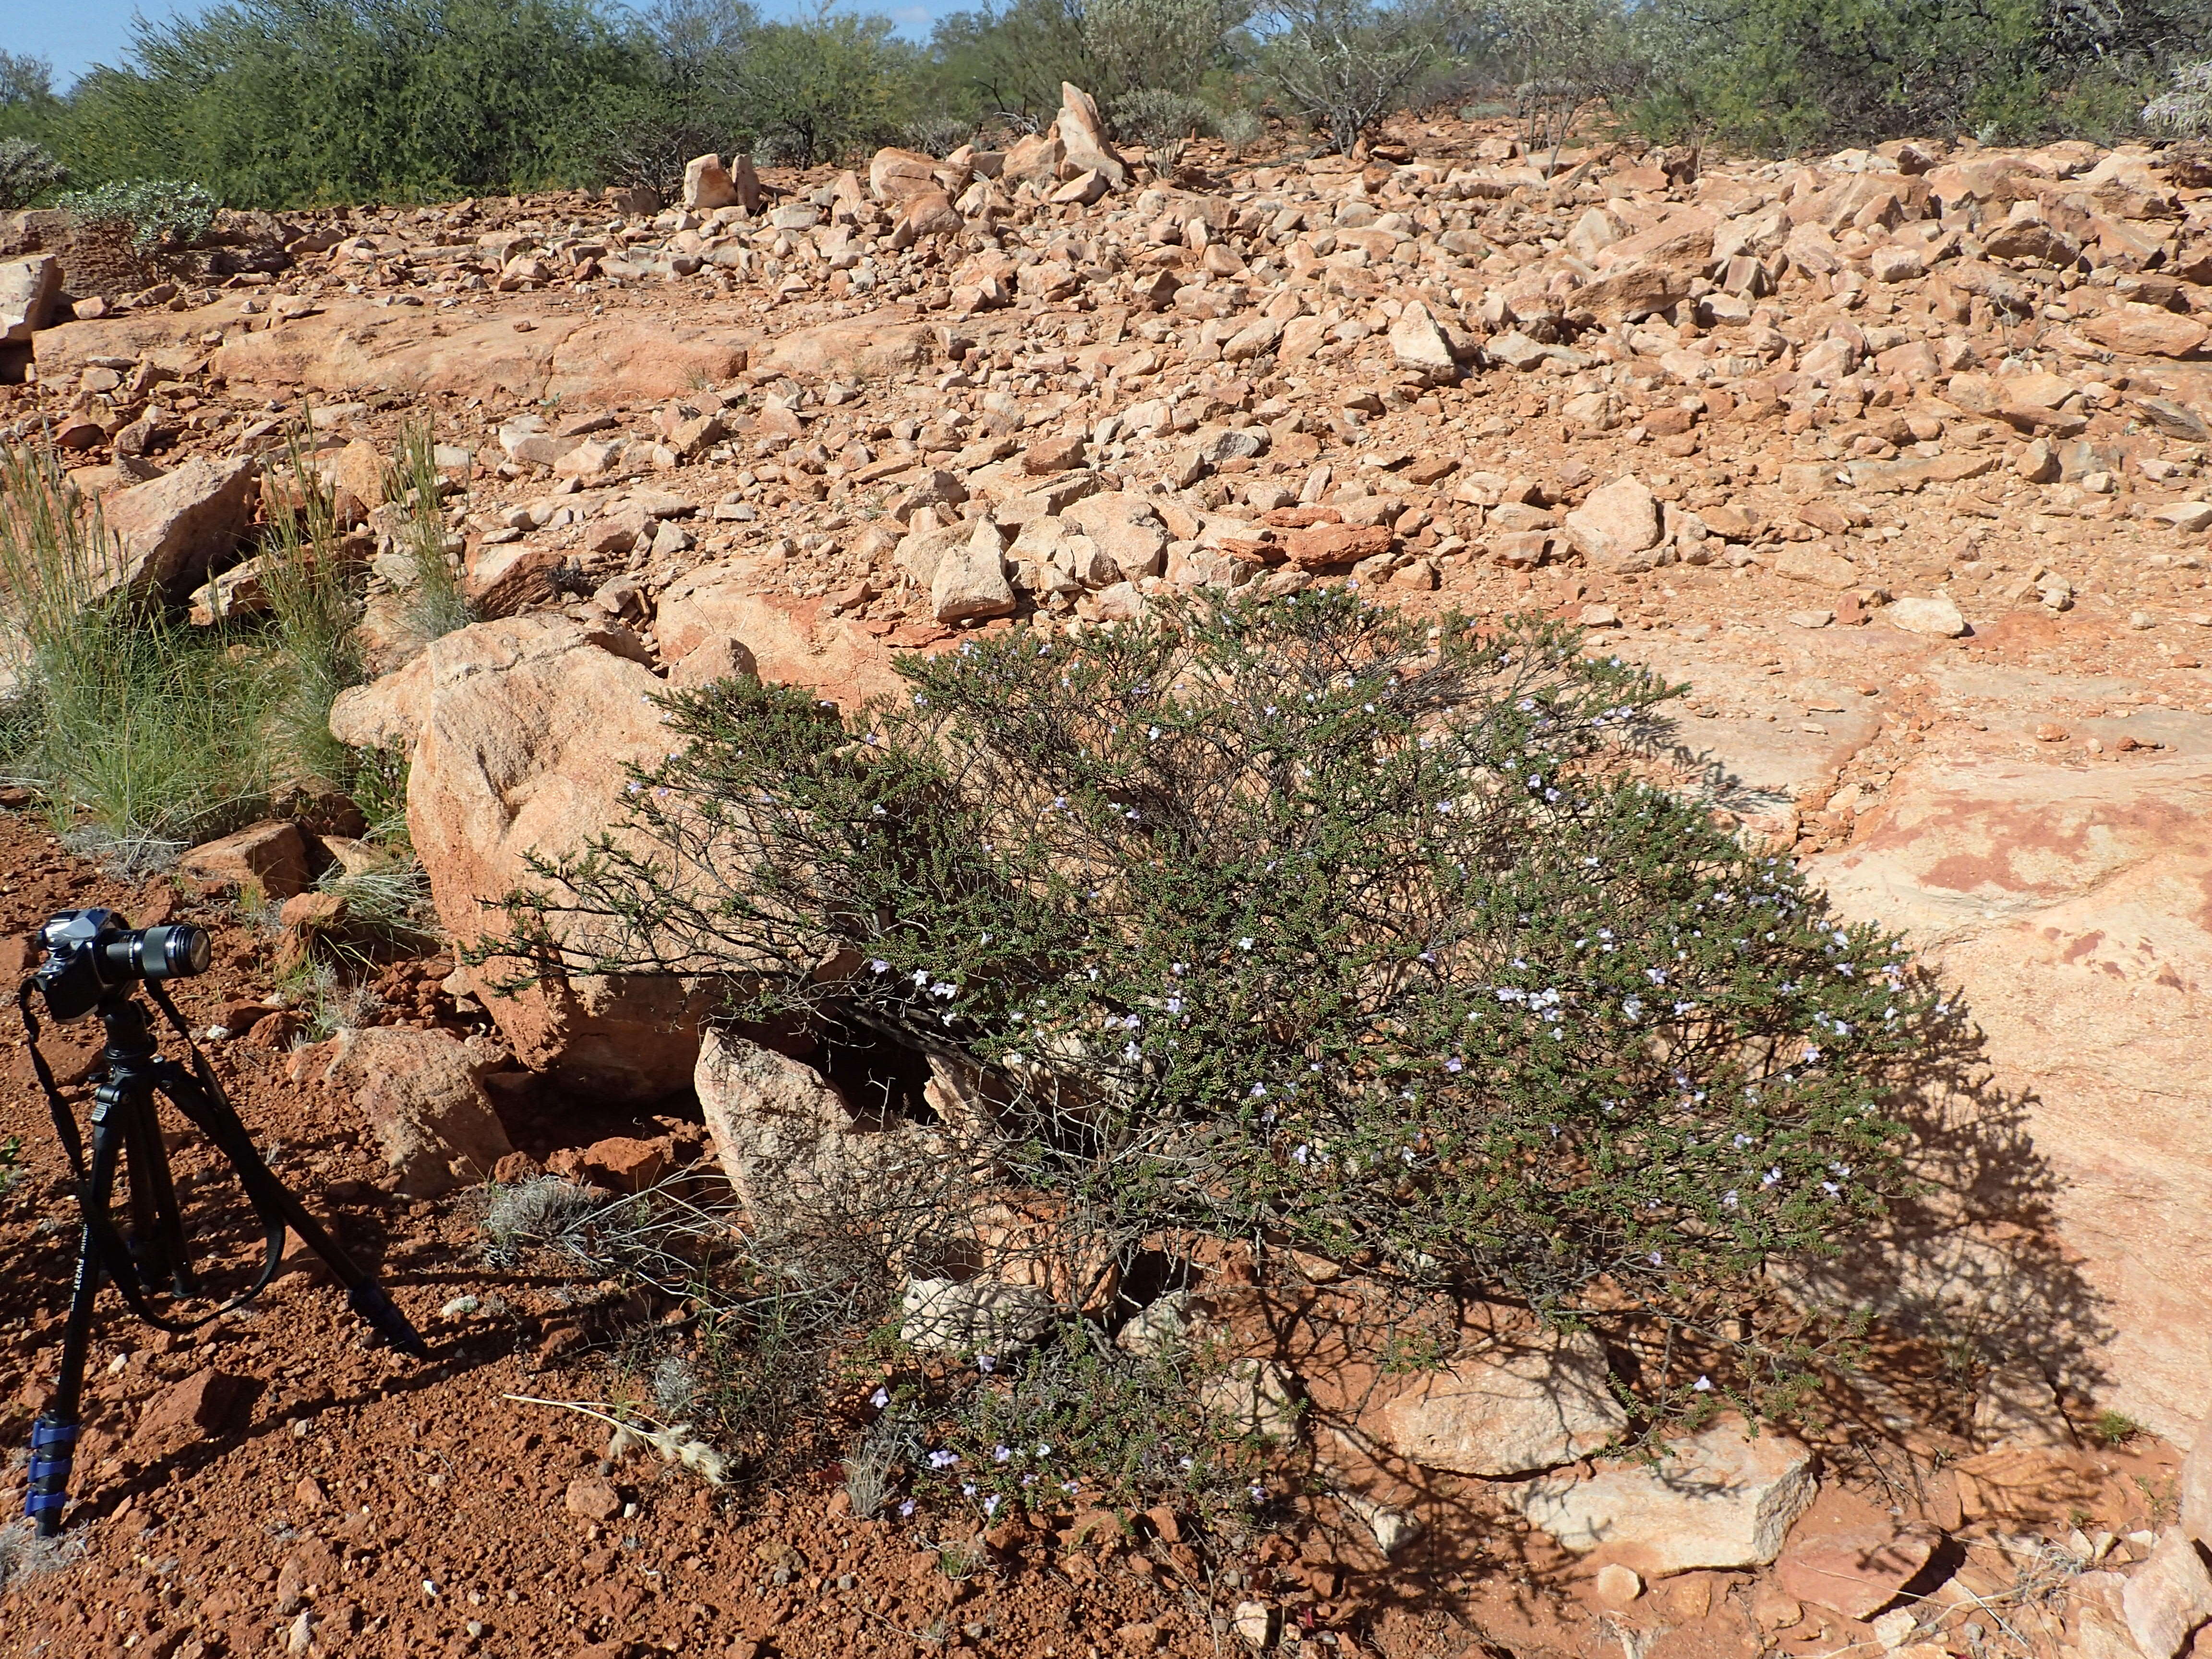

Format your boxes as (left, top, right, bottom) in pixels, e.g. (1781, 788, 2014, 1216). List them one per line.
(138, 925, 212, 981)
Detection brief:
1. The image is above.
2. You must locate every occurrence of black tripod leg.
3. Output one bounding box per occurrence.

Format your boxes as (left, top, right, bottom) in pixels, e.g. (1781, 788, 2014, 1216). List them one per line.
(115, 1083, 193, 1298)
(151, 1065, 430, 1360)
(27, 1109, 128, 1535)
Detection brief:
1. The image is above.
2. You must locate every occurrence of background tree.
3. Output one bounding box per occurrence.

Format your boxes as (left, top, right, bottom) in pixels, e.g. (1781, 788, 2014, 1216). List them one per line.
(591, 0, 766, 195)
(48, 0, 649, 205)
(1258, 0, 1449, 153)
(1628, 0, 2210, 150)
(925, 0, 1093, 131)
(729, 9, 919, 167)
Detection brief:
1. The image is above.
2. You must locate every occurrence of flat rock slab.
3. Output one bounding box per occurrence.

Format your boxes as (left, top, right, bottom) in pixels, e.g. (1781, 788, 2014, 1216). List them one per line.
(69, 299, 762, 408)
(1806, 740, 2212, 1440)
(1378, 1330, 1626, 1476)
(1504, 1421, 1816, 1574)
(1775, 1519, 1938, 1620)
(654, 569, 910, 709)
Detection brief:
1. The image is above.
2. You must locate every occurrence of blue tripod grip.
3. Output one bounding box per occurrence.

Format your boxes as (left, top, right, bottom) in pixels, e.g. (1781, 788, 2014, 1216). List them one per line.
(24, 1414, 77, 1522)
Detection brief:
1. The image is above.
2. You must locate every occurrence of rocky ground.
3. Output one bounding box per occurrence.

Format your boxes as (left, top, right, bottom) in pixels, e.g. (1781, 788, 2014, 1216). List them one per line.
(3, 89, 2212, 1659)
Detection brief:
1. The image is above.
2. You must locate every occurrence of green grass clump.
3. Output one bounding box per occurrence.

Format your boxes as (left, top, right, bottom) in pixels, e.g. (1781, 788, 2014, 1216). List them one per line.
(387, 421, 475, 649)
(2091, 1407, 2143, 1446)
(0, 441, 380, 856)
(0, 447, 277, 852)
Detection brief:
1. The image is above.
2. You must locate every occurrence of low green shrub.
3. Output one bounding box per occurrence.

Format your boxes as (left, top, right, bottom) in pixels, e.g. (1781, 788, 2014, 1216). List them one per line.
(1623, 0, 2204, 150)
(903, 111, 978, 156)
(2147, 60, 2212, 136)
(1211, 106, 1267, 150)
(55, 179, 219, 252)
(0, 138, 66, 209)
(483, 1174, 891, 1486)
(1110, 85, 1214, 150)
(492, 591, 1940, 1340)
(900, 1322, 1266, 1528)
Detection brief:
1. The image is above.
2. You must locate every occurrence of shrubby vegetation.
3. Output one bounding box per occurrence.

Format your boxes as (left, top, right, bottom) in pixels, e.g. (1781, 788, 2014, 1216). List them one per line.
(1630, 0, 2205, 151)
(470, 591, 1955, 1513)
(2146, 56, 2212, 135)
(0, 138, 65, 210)
(0, 0, 2203, 207)
(54, 179, 219, 252)
(494, 594, 1937, 1317)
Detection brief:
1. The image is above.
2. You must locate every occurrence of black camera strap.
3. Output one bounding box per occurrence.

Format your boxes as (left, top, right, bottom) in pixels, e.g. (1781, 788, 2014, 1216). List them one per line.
(15, 977, 287, 1334)
(15, 981, 88, 1186)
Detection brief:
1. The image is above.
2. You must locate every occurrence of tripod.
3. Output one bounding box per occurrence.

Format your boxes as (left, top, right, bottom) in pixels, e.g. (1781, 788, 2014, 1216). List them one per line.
(18, 981, 429, 1536)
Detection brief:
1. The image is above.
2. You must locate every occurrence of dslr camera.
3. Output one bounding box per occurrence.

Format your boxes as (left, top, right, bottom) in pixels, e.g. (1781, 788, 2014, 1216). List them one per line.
(30, 908, 212, 1023)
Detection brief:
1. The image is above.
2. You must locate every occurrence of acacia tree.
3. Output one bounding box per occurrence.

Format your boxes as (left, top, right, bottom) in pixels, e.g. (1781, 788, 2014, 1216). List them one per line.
(1258, 0, 1445, 154)
(729, 9, 919, 166)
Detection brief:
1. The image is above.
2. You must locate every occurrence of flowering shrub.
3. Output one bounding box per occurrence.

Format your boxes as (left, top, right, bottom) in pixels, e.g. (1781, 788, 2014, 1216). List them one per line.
(897, 1324, 1265, 1527)
(493, 589, 1937, 1323)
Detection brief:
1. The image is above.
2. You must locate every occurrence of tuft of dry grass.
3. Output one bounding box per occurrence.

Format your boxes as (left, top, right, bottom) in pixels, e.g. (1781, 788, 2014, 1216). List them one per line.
(0, 1517, 84, 1593)
(504, 1394, 731, 1486)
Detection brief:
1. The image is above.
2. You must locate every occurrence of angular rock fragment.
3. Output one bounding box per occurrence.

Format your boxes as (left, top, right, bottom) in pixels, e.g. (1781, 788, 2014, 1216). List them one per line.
(2123, 1529, 2212, 1659)
(932, 518, 1017, 622)
(100, 456, 260, 603)
(1885, 595, 1968, 637)
(683, 154, 741, 212)
(1563, 475, 1663, 570)
(0, 254, 61, 343)
(1504, 1421, 1817, 1574)
(179, 820, 312, 902)
(1056, 82, 1125, 190)
(1380, 1330, 1625, 1476)
(298, 1025, 514, 1198)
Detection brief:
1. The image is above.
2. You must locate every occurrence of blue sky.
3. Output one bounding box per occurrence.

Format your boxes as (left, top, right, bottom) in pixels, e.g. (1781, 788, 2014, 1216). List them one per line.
(7, 0, 941, 90)
(8, 3, 192, 86)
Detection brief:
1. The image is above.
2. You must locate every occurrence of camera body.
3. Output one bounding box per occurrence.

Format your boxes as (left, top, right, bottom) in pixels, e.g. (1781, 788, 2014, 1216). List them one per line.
(31, 909, 212, 1022)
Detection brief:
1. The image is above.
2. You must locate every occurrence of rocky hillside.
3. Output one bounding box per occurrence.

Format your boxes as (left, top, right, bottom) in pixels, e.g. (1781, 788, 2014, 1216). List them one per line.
(1, 87, 2211, 1659)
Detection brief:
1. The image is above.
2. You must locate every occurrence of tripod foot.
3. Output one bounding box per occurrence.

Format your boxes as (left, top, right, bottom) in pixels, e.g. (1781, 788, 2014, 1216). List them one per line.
(24, 1414, 77, 1537)
(349, 1280, 431, 1360)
